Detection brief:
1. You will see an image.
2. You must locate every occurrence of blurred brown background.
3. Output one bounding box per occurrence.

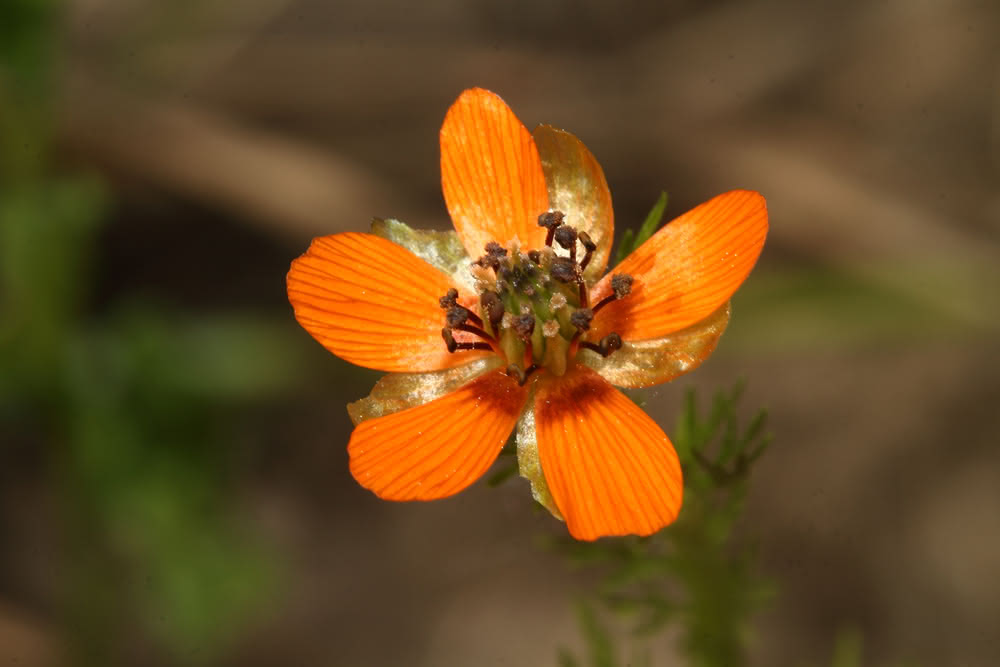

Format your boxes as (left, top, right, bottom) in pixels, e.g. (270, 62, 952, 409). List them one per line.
(2, 0, 999, 665)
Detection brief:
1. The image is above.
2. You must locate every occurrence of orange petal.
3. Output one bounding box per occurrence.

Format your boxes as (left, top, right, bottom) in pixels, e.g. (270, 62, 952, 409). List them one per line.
(580, 302, 730, 389)
(533, 124, 614, 282)
(348, 369, 529, 500)
(590, 190, 767, 342)
(440, 88, 550, 258)
(287, 232, 485, 372)
(534, 366, 683, 540)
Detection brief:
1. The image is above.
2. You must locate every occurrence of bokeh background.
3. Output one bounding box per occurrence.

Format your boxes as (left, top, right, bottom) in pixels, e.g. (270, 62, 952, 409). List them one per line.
(2, 0, 998, 665)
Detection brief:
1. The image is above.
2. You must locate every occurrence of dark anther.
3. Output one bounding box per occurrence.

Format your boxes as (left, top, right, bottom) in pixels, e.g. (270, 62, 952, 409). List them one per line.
(446, 306, 493, 341)
(446, 306, 470, 328)
(506, 363, 539, 386)
(601, 332, 623, 355)
(611, 273, 634, 299)
(527, 249, 541, 264)
(550, 257, 577, 283)
(570, 308, 594, 332)
(538, 210, 565, 246)
(593, 273, 635, 314)
(512, 313, 535, 341)
(553, 225, 578, 249)
(538, 210, 564, 230)
(442, 328, 494, 353)
(442, 290, 482, 326)
(484, 241, 508, 257)
(480, 291, 505, 329)
(475, 253, 501, 272)
(439, 288, 459, 309)
(442, 327, 457, 352)
(578, 231, 597, 271)
(554, 225, 579, 262)
(580, 332, 623, 358)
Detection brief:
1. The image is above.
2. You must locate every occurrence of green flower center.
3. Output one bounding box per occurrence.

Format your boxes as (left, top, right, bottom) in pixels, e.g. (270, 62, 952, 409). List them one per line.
(440, 210, 632, 385)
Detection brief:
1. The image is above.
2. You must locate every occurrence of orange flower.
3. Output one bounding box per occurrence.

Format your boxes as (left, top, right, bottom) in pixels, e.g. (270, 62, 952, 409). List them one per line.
(287, 88, 767, 540)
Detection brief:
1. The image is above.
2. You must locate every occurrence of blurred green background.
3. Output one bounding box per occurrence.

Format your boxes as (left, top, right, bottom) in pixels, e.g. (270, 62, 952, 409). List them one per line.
(1, 0, 998, 665)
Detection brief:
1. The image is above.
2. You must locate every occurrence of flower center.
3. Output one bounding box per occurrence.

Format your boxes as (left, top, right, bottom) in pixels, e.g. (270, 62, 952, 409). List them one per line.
(439, 211, 632, 385)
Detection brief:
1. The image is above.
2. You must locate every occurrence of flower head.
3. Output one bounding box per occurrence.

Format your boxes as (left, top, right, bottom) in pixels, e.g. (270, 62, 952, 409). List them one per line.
(287, 88, 768, 540)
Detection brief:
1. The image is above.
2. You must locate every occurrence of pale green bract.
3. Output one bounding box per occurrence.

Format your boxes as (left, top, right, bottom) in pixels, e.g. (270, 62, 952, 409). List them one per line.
(515, 400, 563, 519)
(371, 218, 477, 293)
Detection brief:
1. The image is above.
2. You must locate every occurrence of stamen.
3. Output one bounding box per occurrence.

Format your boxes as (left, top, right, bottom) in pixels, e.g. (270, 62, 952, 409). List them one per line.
(442, 327, 457, 351)
(580, 332, 623, 357)
(485, 241, 508, 257)
(550, 257, 577, 283)
(602, 332, 623, 355)
(592, 272, 634, 314)
(553, 225, 578, 262)
(475, 254, 501, 272)
(527, 250, 541, 264)
(480, 291, 505, 329)
(465, 310, 483, 328)
(445, 306, 471, 328)
(441, 328, 492, 353)
(457, 323, 494, 341)
(447, 303, 484, 329)
(445, 306, 495, 342)
(611, 273, 634, 299)
(475, 241, 510, 274)
(578, 232, 597, 271)
(439, 288, 459, 309)
(538, 211, 565, 247)
(570, 308, 594, 332)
